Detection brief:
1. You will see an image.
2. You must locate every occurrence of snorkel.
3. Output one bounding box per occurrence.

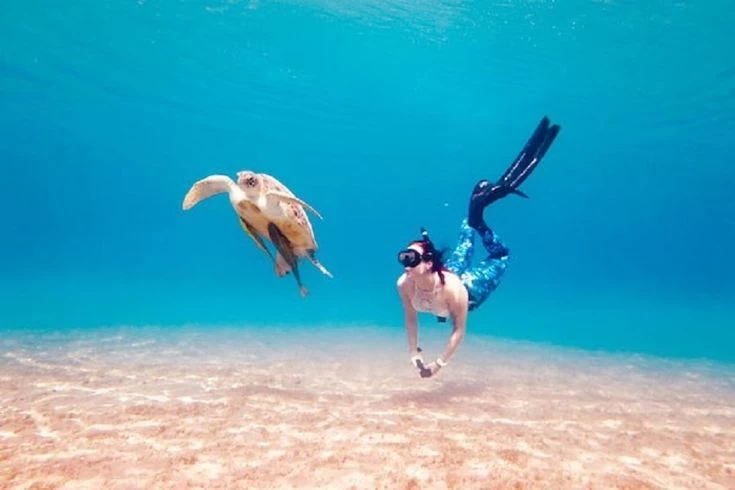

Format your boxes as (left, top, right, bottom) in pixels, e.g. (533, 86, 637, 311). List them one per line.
(419, 227, 446, 285)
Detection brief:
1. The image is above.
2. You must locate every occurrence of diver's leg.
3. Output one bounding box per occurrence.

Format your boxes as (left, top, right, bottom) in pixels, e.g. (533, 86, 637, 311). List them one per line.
(460, 116, 559, 309)
(461, 256, 509, 311)
(460, 226, 510, 311)
(478, 222, 510, 260)
(446, 175, 513, 276)
(443, 218, 476, 275)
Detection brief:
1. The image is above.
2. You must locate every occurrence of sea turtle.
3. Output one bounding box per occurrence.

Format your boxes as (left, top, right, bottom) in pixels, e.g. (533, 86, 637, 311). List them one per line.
(181, 170, 332, 296)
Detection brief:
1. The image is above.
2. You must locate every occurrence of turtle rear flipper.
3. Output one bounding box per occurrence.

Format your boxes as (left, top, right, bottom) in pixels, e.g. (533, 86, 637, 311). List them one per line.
(268, 222, 308, 297)
(239, 217, 276, 264)
(275, 252, 291, 277)
(306, 250, 333, 278)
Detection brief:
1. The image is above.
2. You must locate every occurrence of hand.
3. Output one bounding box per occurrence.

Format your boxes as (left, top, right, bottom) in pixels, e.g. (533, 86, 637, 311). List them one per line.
(410, 352, 424, 369)
(410, 347, 424, 369)
(418, 361, 441, 378)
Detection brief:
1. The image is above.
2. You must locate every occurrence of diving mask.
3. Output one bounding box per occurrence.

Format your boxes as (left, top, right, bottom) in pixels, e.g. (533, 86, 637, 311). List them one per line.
(397, 227, 436, 268)
(397, 249, 426, 268)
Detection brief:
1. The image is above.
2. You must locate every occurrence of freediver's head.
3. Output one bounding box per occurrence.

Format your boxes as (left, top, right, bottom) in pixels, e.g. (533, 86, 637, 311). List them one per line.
(397, 227, 447, 283)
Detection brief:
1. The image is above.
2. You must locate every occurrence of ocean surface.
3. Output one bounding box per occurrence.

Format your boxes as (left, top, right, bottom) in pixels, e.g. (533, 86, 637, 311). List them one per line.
(1, 1, 734, 488)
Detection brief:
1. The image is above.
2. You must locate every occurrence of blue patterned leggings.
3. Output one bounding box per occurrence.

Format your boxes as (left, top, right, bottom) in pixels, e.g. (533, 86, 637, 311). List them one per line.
(443, 218, 510, 312)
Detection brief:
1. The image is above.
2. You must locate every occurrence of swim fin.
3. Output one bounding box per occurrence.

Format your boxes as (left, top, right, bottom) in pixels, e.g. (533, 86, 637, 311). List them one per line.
(468, 116, 560, 231)
(498, 115, 560, 194)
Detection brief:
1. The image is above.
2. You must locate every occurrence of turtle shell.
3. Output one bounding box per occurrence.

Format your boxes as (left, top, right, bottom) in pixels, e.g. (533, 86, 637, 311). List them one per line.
(235, 172, 319, 255)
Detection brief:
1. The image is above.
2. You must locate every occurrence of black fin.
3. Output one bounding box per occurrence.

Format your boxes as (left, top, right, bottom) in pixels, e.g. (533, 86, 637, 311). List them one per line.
(468, 116, 560, 230)
(498, 116, 551, 187)
(533, 123, 560, 164)
(505, 122, 560, 190)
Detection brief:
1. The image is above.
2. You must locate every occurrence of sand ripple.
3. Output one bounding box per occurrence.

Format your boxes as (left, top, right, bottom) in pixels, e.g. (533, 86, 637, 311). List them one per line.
(1, 326, 734, 489)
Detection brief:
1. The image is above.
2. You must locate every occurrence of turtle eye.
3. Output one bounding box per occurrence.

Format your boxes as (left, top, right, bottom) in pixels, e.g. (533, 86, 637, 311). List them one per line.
(245, 177, 257, 187)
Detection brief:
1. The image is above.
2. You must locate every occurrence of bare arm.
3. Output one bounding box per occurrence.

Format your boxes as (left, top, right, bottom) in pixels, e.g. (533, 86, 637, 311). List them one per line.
(432, 279, 469, 373)
(397, 275, 420, 362)
(440, 301, 467, 364)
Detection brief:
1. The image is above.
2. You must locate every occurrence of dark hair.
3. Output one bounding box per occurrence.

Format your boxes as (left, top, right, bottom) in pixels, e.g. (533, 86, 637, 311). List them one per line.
(409, 228, 448, 285)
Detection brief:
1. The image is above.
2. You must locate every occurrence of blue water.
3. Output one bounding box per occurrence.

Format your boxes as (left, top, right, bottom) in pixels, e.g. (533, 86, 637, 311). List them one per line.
(1, 1, 734, 362)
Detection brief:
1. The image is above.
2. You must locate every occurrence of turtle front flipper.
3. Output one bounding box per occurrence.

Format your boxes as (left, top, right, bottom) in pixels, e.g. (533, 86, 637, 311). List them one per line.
(265, 190, 323, 220)
(267, 222, 308, 297)
(182, 174, 237, 210)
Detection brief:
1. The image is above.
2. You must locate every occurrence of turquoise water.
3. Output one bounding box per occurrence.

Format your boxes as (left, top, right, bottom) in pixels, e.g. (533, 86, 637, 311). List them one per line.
(1, 1, 734, 362)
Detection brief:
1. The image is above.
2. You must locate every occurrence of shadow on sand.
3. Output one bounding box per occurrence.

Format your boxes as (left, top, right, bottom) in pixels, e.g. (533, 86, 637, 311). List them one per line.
(388, 379, 488, 406)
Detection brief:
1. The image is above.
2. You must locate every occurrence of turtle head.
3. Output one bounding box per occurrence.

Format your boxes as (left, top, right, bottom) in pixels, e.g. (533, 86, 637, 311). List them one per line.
(236, 171, 263, 198)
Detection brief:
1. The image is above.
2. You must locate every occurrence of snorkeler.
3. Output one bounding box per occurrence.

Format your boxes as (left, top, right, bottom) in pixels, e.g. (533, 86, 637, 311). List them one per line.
(396, 116, 561, 378)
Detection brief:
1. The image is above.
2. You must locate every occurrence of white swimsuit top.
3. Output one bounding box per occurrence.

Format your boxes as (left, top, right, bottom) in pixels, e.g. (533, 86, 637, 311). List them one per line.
(411, 285, 450, 318)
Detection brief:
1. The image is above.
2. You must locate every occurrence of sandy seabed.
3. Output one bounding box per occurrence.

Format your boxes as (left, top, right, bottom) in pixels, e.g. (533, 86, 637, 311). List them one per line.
(1, 325, 734, 490)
